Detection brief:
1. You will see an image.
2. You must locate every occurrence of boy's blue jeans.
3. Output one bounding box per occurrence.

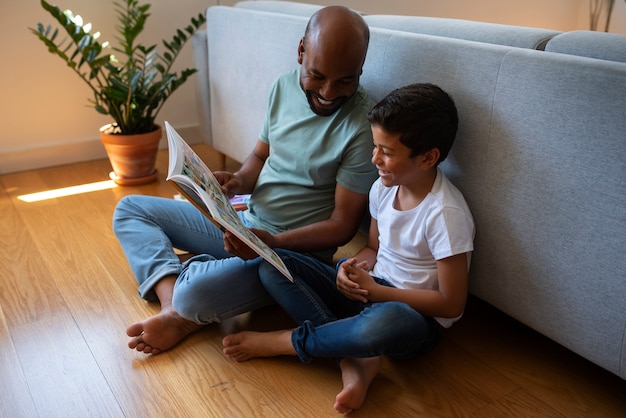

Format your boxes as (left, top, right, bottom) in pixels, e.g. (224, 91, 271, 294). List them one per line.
(259, 249, 441, 364)
(112, 195, 274, 323)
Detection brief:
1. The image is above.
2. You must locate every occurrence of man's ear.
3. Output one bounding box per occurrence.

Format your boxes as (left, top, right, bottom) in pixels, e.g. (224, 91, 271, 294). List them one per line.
(297, 38, 305, 64)
(421, 148, 440, 168)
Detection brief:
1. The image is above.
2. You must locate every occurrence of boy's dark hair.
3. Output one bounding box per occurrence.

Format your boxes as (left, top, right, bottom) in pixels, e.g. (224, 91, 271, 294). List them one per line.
(367, 83, 458, 165)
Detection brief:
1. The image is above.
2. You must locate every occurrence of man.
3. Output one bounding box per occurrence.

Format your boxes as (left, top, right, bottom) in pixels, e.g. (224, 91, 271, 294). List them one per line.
(113, 6, 377, 355)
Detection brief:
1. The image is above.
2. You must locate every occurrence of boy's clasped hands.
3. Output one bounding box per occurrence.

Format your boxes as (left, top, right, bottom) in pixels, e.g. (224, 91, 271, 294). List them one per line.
(337, 258, 372, 303)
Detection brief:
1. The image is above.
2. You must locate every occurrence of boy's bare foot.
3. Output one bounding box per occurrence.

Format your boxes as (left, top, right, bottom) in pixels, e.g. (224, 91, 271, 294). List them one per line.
(334, 356, 383, 414)
(222, 330, 295, 362)
(126, 305, 204, 355)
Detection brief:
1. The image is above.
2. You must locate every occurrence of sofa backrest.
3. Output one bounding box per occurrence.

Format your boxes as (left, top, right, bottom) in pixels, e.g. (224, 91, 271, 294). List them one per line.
(472, 48, 626, 375)
(234, 1, 560, 50)
(360, 27, 513, 211)
(203, 7, 308, 163)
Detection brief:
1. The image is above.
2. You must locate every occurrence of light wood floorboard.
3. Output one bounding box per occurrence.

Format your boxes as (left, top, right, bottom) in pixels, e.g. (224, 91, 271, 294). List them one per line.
(1, 144, 624, 417)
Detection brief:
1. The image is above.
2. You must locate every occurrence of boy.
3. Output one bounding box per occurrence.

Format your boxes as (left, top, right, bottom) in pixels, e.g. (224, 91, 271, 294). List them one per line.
(222, 83, 475, 414)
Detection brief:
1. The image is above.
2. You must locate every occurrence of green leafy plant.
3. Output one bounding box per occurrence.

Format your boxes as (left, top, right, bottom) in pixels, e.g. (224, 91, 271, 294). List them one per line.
(30, 0, 206, 134)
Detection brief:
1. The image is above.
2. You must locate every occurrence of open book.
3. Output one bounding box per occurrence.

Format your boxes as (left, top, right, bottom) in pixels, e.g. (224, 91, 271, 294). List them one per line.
(164, 121, 293, 282)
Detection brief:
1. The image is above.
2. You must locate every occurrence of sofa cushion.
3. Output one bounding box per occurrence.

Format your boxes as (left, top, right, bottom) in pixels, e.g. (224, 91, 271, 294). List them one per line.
(205, 6, 309, 163)
(545, 30, 626, 63)
(234, 0, 323, 16)
(365, 15, 560, 50)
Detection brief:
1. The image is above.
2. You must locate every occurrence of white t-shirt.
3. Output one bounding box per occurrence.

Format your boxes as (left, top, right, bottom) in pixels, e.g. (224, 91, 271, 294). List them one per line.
(370, 168, 475, 327)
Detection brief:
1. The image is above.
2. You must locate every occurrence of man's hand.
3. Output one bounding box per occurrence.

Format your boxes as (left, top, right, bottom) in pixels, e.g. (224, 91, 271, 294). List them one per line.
(213, 171, 240, 198)
(216, 140, 268, 198)
(223, 228, 275, 260)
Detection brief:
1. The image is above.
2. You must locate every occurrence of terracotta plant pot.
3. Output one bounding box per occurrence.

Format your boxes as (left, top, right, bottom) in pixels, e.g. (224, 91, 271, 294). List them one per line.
(100, 123, 161, 185)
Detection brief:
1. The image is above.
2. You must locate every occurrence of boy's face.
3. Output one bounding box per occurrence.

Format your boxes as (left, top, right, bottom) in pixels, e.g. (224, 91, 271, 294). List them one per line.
(371, 125, 424, 188)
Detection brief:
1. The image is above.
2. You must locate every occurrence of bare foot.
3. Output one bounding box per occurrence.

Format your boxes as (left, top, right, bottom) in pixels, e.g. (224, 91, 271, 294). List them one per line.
(126, 305, 204, 355)
(222, 330, 295, 362)
(334, 356, 383, 414)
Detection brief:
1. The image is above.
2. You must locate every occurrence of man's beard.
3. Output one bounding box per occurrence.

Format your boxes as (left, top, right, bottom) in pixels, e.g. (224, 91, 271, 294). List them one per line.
(304, 89, 348, 117)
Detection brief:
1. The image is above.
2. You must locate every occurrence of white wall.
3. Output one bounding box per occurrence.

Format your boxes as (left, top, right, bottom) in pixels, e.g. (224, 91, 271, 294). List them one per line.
(609, 0, 626, 33)
(1, 0, 624, 174)
(0, 0, 218, 174)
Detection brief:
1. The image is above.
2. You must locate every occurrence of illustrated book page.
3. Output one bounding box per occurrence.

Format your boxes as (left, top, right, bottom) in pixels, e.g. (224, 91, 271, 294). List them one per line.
(164, 121, 293, 282)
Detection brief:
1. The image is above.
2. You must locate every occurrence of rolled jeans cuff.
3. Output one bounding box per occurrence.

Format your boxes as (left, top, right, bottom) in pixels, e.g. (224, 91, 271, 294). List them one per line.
(137, 264, 182, 301)
(291, 321, 315, 364)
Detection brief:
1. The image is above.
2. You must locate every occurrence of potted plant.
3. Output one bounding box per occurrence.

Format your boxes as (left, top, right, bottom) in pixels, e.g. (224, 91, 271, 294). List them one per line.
(30, 0, 206, 185)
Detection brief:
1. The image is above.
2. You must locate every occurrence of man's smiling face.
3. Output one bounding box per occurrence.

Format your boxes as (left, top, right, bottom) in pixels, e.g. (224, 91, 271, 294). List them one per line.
(297, 36, 364, 117)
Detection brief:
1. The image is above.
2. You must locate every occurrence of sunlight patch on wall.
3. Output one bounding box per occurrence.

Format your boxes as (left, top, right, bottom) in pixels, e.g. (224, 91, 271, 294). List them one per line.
(17, 180, 117, 202)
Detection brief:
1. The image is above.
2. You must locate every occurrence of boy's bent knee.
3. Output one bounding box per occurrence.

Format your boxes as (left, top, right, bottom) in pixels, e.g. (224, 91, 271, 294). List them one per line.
(365, 302, 424, 333)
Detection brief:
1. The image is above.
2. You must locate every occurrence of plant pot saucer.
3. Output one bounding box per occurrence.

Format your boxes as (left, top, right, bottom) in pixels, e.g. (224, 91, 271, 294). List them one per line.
(109, 170, 158, 186)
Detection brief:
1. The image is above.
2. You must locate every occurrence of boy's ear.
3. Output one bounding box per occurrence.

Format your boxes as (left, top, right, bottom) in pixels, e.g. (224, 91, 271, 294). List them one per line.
(420, 148, 440, 168)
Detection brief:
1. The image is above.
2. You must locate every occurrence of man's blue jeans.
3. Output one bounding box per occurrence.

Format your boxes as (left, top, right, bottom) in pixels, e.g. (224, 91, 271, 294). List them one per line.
(112, 195, 274, 323)
(259, 249, 441, 363)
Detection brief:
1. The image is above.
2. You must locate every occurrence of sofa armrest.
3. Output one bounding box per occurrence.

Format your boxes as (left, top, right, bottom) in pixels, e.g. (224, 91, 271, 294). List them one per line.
(192, 29, 212, 147)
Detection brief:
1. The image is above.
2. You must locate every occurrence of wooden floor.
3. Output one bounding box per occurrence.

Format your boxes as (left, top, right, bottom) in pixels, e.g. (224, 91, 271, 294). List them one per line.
(1, 144, 625, 418)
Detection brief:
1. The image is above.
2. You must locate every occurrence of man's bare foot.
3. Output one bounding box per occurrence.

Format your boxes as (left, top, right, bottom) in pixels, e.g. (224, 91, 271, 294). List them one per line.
(222, 330, 295, 362)
(334, 356, 383, 414)
(126, 305, 204, 355)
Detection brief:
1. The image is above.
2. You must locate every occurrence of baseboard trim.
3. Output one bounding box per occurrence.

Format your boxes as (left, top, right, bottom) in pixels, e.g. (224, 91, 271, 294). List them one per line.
(0, 124, 202, 175)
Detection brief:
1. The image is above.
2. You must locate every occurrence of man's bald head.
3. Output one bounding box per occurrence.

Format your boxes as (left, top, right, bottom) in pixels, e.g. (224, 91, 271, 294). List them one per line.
(303, 6, 369, 65)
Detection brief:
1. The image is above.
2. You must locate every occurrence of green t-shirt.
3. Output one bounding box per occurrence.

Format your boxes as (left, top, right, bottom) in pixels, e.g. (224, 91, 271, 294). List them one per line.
(244, 68, 377, 262)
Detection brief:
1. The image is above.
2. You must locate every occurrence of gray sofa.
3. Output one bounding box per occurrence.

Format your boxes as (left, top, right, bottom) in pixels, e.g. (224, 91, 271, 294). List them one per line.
(192, 1, 626, 380)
